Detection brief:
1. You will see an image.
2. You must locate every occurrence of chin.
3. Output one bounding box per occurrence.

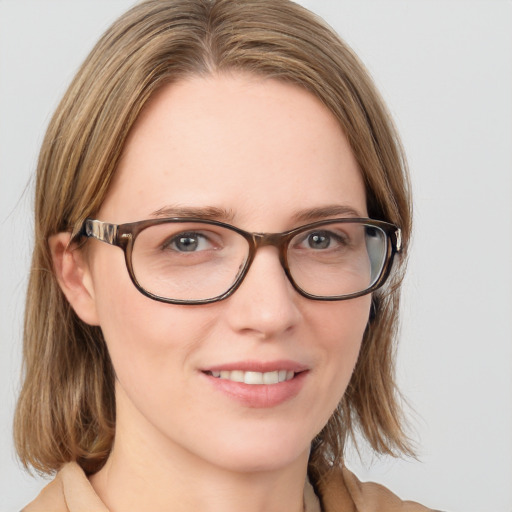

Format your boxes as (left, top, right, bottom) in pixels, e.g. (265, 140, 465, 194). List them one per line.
(194, 429, 312, 474)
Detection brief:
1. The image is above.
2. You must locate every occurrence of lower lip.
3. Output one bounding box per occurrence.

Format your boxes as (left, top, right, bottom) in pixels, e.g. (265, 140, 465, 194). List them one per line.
(202, 371, 308, 408)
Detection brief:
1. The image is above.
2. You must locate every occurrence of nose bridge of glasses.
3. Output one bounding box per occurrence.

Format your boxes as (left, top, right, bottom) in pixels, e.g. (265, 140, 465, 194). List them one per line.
(238, 232, 292, 294)
(252, 232, 287, 248)
(243, 232, 290, 277)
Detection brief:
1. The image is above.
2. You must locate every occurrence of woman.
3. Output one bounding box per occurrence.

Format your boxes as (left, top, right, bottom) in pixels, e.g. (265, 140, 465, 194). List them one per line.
(15, 0, 435, 510)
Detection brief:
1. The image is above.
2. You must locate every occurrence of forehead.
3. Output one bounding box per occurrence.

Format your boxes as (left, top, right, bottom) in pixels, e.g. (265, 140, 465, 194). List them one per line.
(100, 73, 367, 228)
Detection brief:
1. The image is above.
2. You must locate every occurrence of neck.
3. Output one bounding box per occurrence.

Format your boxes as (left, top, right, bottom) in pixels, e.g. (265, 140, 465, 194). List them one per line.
(89, 387, 310, 512)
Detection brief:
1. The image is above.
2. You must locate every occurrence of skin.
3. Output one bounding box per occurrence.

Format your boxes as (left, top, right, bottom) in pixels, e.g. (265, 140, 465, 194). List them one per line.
(52, 73, 372, 512)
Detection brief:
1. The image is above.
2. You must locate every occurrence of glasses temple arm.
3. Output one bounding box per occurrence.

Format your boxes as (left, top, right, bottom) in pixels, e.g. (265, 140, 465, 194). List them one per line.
(82, 219, 118, 245)
(394, 228, 402, 253)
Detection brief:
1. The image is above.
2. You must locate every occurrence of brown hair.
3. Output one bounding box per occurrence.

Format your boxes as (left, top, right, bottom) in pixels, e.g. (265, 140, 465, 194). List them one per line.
(14, 0, 413, 481)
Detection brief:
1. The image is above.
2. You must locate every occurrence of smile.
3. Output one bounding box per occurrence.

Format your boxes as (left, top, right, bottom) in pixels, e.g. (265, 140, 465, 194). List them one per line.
(202, 363, 309, 407)
(206, 370, 295, 385)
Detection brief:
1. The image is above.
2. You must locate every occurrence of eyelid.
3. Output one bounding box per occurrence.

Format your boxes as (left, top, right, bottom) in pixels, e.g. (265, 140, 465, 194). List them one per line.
(292, 228, 347, 247)
(163, 231, 213, 253)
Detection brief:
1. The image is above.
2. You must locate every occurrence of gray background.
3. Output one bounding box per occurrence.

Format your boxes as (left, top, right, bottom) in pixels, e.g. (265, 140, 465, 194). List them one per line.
(1, 1, 511, 511)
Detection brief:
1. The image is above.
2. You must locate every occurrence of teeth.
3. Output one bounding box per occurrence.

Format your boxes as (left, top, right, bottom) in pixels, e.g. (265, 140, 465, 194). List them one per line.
(243, 371, 262, 384)
(263, 371, 278, 384)
(209, 370, 296, 384)
(231, 370, 244, 383)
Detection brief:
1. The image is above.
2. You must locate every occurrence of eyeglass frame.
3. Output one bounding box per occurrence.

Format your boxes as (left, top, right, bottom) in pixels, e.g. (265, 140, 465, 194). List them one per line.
(78, 216, 402, 305)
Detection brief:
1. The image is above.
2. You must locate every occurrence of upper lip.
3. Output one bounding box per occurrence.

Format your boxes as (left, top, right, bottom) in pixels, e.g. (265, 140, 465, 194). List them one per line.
(202, 360, 309, 373)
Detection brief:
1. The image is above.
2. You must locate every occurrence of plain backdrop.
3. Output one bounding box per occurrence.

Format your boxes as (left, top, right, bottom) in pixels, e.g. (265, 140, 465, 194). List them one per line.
(1, 1, 511, 511)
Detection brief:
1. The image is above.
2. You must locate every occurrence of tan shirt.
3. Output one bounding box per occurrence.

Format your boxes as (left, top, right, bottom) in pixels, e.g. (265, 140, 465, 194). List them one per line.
(22, 462, 438, 512)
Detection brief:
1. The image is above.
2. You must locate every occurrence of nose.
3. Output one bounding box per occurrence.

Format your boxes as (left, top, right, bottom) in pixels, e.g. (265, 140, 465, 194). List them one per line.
(224, 246, 302, 339)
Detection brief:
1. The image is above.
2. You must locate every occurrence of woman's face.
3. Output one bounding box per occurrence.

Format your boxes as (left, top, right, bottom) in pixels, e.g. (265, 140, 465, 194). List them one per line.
(83, 73, 371, 473)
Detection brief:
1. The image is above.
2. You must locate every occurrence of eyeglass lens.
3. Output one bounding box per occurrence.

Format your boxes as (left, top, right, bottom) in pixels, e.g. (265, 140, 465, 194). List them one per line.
(130, 221, 388, 301)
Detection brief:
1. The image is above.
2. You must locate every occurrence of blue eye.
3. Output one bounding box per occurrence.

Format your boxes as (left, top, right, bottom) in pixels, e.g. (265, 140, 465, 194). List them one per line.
(307, 232, 331, 249)
(167, 232, 210, 252)
(300, 230, 347, 250)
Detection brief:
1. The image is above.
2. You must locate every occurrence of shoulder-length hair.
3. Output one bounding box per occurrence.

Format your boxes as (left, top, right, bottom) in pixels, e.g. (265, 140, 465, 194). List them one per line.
(14, 0, 413, 481)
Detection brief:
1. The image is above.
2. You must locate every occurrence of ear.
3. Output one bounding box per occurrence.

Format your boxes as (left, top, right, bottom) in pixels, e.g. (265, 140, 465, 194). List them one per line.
(49, 232, 100, 326)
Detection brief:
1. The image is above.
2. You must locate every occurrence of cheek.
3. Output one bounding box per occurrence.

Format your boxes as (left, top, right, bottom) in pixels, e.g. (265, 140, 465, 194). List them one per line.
(302, 295, 371, 426)
(306, 294, 370, 357)
(89, 247, 216, 388)
(335, 296, 370, 372)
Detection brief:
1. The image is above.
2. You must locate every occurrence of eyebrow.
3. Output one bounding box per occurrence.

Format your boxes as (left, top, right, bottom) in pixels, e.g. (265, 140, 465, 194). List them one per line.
(291, 205, 365, 222)
(150, 205, 235, 222)
(150, 204, 364, 225)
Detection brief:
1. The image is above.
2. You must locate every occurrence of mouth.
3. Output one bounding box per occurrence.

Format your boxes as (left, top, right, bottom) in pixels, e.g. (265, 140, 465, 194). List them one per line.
(200, 361, 309, 407)
(204, 369, 296, 385)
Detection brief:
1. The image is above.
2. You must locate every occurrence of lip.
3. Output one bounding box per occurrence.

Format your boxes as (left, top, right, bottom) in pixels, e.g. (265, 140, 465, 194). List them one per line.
(200, 360, 309, 408)
(204, 360, 309, 373)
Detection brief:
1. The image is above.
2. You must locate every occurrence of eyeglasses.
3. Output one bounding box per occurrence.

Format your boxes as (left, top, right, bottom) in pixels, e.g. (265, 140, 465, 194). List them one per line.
(79, 217, 402, 305)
